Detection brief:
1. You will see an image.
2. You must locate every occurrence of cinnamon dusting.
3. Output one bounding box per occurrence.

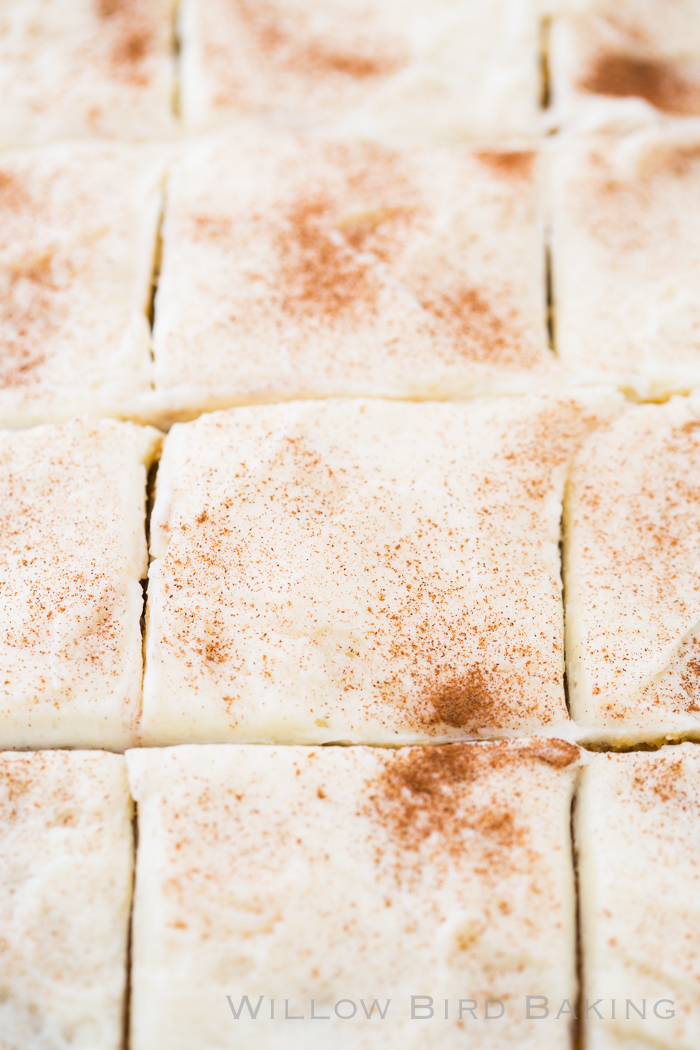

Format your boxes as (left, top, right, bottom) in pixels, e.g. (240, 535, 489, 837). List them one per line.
(580, 54, 700, 115)
(232, 0, 405, 84)
(633, 756, 686, 804)
(681, 651, 700, 711)
(274, 149, 415, 322)
(98, 0, 124, 15)
(0, 758, 44, 812)
(0, 250, 59, 389)
(475, 150, 535, 180)
(368, 745, 512, 857)
(0, 172, 28, 211)
(276, 195, 378, 321)
(418, 285, 529, 365)
(151, 398, 598, 736)
(96, 0, 157, 82)
(0, 348, 45, 388)
(425, 668, 499, 729)
(116, 30, 150, 65)
(367, 740, 577, 862)
(0, 420, 157, 740)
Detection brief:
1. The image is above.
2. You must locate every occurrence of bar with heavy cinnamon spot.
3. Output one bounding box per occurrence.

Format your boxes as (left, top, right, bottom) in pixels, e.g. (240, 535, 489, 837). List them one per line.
(152, 127, 554, 420)
(0, 0, 176, 147)
(142, 392, 621, 745)
(0, 750, 133, 1050)
(549, 0, 700, 122)
(551, 124, 700, 396)
(179, 0, 541, 139)
(565, 394, 700, 743)
(577, 745, 700, 1048)
(0, 142, 165, 428)
(580, 55, 698, 114)
(0, 418, 161, 749)
(127, 740, 580, 1049)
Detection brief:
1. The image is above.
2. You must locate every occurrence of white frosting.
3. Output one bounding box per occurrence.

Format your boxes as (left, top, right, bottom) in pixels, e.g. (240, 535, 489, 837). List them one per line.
(0, 750, 133, 1050)
(565, 393, 700, 742)
(0, 141, 166, 429)
(0, 0, 177, 147)
(550, 123, 700, 396)
(0, 419, 161, 749)
(152, 125, 556, 421)
(142, 393, 621, 746)
(180, 0, 542, 141)
(128, 739, 580, 1050)
(577, 745, 700, 1049)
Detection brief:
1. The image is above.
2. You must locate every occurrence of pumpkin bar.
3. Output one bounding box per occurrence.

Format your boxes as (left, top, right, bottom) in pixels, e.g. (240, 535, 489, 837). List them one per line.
(577, 745, 700, 1049)
(0, 142, 165, 429)
(564, 395, 700, 743)
(0, 0, 176, 148)
(550, 123, 700, 397)
(549, 0, 700, 124)
(152, 126, 555, 420)
(142, 393, 621, 746)
(0, 418, 161, 750)
(179, 0, 541, 140)
(127, 739, 580, 1049)
(0, 750, 133, 1050)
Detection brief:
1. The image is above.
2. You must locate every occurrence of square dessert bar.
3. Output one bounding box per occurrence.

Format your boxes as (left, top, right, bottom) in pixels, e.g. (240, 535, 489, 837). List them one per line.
(0, 750, 133, 1050)
(153, 127, 555, 419)
(179, 0, 541, 140)
(564, 394, 700, 743)
(0, 142, 165, 429)
(549, 0, 700, 124)
(142, 393, 621, 746)
(127, 739, 580, 1050)
(0, 418, 161, 750)
(550, 123, 700, 397)
(577, 745, 700, 1049)
(0, 0, 176, 147)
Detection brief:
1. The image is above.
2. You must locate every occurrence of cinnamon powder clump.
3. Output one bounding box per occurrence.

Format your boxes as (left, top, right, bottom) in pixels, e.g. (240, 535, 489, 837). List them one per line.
(303, 47, 393, 80)
(368, 745, 497, 857)
(97, 0, 156, 82)
(98, 0, 124, 15)
(474, 150, 535, 180)
(580, 54, 700, 115)
(116, 31, 150, 65)
(204, 639, 229, 665)
(425, 668, 499, 729)
(365, 743, 574, 864)
(367, 742, 578, 862)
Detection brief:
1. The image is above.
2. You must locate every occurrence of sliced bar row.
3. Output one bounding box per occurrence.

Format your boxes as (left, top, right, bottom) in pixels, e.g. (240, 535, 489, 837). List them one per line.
(1, 740, 698, 1049)
(2, 127, 700, 430)
(5, 123, 700, 430)
(2, 392, 699, 749)
(2, 0, 700, 146)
